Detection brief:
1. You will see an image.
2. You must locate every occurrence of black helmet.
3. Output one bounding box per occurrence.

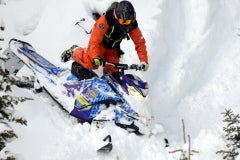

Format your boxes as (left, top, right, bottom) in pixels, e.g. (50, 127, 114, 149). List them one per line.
(115, 1, 136, 21)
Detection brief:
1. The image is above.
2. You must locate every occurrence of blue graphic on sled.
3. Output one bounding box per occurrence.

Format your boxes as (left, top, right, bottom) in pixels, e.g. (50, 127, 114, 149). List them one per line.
(64, 77, 137, 123)
(15, 41, 65, 75)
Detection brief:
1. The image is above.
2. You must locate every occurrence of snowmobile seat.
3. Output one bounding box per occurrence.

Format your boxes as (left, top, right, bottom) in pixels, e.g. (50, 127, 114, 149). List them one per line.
(71, 62, 98, 81)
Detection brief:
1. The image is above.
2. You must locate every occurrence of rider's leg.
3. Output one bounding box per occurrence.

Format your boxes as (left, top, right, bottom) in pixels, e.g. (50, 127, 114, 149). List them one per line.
(103, 49, 122, 84)
(103, 48, 119, 73)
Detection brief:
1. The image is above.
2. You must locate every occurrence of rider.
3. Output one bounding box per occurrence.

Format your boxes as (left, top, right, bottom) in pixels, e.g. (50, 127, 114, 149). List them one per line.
(61, 1, 149, 81)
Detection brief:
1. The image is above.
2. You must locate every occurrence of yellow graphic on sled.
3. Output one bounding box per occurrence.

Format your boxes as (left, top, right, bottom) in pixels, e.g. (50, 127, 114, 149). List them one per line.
(76, 94, 91, 110)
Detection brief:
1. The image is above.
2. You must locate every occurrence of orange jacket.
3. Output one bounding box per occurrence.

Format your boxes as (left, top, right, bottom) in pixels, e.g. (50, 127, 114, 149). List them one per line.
(89, 14, 148, 63)
(72, 12, 148, 70)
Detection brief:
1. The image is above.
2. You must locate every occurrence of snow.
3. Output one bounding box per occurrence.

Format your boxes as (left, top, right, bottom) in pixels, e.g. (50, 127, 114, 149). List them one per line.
(0, 0, 240, 159)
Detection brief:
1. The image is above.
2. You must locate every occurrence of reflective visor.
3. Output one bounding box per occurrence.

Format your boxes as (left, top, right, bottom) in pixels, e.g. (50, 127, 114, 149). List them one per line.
(118, 19, 132, 25)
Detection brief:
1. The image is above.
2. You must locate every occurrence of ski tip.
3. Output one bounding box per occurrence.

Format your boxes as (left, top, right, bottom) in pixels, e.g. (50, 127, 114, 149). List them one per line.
(164, 138, 169, 147)
(97, 143, 113, 153)
(97, 135, 113, 153)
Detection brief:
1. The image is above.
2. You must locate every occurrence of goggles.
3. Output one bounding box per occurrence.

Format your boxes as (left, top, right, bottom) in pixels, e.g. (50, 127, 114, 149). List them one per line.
(114, 10, 133, 25)
(118, 19, 132, 25)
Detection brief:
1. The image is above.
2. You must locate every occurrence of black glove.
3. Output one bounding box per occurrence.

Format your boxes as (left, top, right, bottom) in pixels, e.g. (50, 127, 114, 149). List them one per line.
(61, 45, 78, 62)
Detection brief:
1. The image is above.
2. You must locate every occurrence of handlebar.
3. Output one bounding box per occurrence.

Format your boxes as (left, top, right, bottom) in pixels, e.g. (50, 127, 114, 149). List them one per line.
(104, 62, 143, 71)
(104, 62, 143, 75)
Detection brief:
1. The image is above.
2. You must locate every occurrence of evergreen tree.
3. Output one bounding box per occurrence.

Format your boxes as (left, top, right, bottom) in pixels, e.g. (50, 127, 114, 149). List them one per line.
(0, 58, 31, 159)
(217, 108, 240, 160)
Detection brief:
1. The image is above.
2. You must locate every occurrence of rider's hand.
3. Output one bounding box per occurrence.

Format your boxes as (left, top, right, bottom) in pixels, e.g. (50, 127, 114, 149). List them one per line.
(93, 58, 103, 66)
(140, 62, 149, 71)
(61, 45, 78, 62)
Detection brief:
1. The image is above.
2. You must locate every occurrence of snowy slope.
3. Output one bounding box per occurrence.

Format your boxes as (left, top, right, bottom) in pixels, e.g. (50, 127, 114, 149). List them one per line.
(1, 0, 240, 160)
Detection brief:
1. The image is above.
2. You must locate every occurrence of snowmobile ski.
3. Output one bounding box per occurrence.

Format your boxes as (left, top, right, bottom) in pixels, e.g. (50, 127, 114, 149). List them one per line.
(97, 135, 113, 153)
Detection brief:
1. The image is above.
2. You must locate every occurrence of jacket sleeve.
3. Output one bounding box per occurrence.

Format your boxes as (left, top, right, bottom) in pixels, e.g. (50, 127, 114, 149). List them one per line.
(129, 27, 148, 64)
(87, 15, 109, 61)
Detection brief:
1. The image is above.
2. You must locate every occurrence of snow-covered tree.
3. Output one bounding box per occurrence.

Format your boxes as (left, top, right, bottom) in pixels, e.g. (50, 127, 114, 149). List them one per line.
(0, 60, 31, 159)
(217, 108, 240, 160)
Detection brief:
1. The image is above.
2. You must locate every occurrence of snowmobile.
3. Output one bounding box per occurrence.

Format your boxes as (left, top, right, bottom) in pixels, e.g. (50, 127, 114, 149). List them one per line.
(1, 39, 150, 135)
